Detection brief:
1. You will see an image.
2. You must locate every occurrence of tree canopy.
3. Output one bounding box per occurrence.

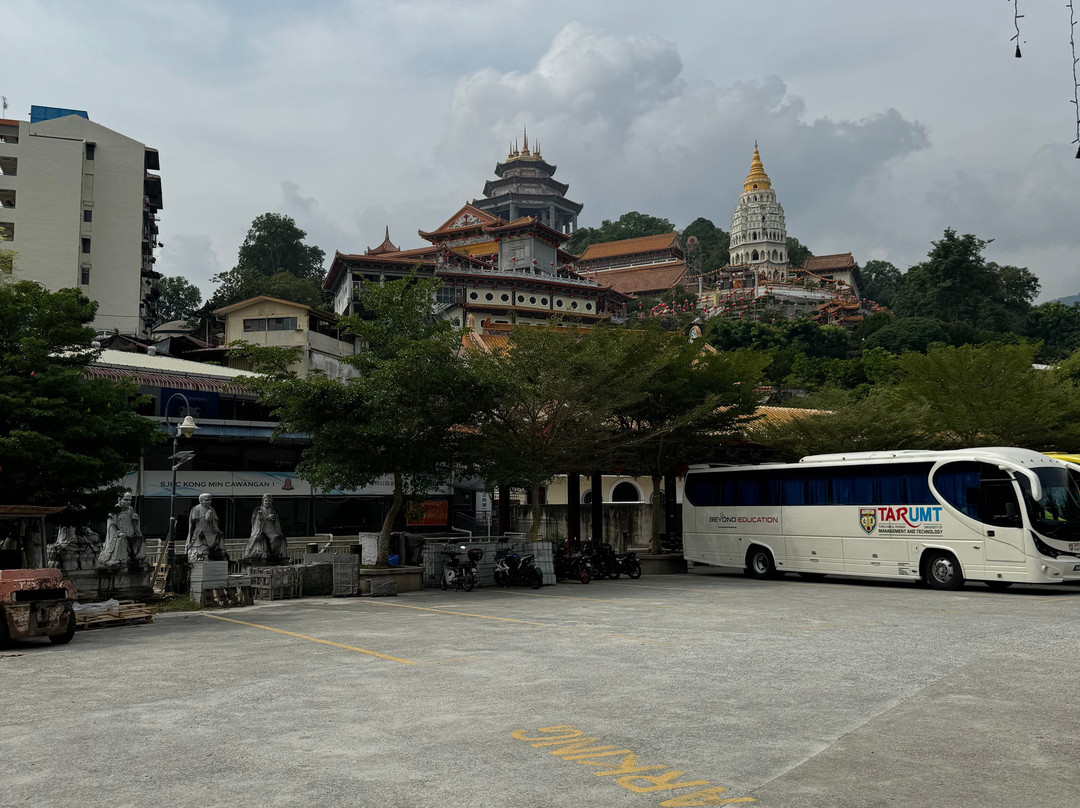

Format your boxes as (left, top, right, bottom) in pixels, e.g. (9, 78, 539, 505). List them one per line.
(208, 213, 328, 311)
(0, 282, 160, 522)
(248, 273, 479, 564)
(152, 274, 203, 324)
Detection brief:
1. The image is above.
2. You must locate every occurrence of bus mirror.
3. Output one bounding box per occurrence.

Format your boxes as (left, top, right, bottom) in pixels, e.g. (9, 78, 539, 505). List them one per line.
(1015, 468, 1042, 501)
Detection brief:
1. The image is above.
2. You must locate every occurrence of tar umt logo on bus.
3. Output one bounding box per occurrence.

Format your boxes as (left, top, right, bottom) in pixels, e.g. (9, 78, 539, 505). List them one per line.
(861, 506, 944, 534)
(859, 508, 877, 534)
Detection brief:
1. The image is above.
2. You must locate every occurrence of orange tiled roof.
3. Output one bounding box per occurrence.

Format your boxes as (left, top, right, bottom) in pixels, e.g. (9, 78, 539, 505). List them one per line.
(578, 233, 681, 261)
(592, 263, 687, 295)
(803, 253, 856, 272)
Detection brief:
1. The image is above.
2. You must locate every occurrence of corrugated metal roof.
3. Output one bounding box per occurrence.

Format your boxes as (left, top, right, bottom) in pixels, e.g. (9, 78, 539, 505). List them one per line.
(579, 233, 681, 260)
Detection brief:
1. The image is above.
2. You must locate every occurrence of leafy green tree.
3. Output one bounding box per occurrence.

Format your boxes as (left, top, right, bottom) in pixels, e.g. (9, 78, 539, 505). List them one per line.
(237, 213, 326, 281)
(568, 211, 676, 254)
(208, 213, 328, 310)
(785, 236, 812, 269)
(860, 259, 902, 307)
(152, 275, 203, 324)
(1023, 301, 1080, 361)
(862, 316, 950, 353)
(747, 387, 933, 460)
(249, 274, 480, 565)
(895, 343, 1080, 448)
(895, 228, 1037, 332)
(0, 282, 160, 522)
(466, 322, 654, 540)
(681, 218, 730, 273)
(608, 324, 767, 550)
(0, 232, 16, 276)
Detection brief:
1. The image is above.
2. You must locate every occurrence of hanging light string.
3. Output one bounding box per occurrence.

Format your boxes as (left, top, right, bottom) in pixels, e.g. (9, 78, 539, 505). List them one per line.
(1070, 1, 1080, 156)
(1012, 0, 1024, 57)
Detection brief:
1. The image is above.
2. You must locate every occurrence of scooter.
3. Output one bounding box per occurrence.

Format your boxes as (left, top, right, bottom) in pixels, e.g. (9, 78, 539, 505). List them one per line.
(493, 547, 543, 589)
(440, 546, 483, 591)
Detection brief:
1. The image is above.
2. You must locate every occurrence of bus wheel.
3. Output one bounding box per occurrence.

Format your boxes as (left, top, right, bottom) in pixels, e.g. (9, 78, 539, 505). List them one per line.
(924, 551, 964, 591)
(745, 546, 777, 579)
(984, 580, 1013, 591)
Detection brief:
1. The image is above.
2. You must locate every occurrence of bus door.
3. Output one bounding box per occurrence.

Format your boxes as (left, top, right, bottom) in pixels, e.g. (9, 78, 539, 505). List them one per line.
(977, 481, 1026, 564)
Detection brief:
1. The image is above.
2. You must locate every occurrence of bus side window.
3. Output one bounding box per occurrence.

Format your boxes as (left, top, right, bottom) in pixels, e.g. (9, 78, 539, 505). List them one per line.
(981, 482, 1022, 528)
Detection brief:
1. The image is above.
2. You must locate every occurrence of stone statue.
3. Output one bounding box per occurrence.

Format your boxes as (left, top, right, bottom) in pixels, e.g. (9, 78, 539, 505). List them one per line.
(49, 525, 102, 571)
(241, 493, 289, 565)
(97, 491, 146, 572)
(185, 492, 226, 562)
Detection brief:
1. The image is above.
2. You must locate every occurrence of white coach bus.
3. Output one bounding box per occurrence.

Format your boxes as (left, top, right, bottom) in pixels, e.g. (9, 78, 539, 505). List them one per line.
(682, 448, 1080, 590)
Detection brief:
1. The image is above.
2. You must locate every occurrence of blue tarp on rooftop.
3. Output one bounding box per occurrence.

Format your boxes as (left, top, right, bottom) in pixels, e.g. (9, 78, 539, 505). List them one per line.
(30, 105, 89, 124)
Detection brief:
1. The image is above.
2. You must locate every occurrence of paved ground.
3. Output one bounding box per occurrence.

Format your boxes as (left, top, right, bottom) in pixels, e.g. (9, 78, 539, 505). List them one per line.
(2, 570, 1079, 808)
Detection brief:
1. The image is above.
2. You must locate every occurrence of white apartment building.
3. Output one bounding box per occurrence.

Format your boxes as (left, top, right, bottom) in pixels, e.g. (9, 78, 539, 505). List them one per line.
(0, 105, 162, 338)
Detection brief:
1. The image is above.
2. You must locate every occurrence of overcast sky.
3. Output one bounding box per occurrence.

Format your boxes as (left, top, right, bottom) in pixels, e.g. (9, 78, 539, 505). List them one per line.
(4, 1, 1079, 300)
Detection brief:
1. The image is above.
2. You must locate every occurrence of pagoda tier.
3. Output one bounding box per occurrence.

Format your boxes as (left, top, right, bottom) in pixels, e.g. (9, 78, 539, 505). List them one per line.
(472, 130, 582, 233)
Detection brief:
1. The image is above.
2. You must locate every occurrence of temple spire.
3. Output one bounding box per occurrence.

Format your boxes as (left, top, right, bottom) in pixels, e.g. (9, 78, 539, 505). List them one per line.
(522, 125, 530, 156)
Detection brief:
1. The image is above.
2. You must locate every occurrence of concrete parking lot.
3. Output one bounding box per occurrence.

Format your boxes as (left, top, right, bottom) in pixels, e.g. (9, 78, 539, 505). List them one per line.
(2, 570, 1079, 808)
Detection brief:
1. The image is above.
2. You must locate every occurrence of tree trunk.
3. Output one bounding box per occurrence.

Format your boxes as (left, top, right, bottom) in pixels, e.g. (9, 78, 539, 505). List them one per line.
(650, 473, 664, 554)
(529, 486, 542, 542)
(379, 470, 403, 566)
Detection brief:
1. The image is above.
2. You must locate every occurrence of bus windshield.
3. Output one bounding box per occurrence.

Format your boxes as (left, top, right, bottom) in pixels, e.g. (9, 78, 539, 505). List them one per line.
(1019, 467, 1080, 538)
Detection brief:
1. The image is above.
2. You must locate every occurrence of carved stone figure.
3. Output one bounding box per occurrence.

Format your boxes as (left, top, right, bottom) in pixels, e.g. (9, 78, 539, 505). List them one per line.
(48, 526, 102, 571)
(241, 493, 289, 565)
(185, 493, 226, 562)
(97, 491, 146, 572)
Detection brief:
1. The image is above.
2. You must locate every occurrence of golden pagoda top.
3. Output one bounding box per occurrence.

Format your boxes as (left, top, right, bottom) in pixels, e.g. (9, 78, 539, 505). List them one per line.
(506, 126, 542, 161)
(743, 142, 772, 192)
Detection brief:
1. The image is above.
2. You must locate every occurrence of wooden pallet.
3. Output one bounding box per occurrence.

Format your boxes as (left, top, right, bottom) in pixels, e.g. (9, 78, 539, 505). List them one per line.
(75, 600, 154, 630)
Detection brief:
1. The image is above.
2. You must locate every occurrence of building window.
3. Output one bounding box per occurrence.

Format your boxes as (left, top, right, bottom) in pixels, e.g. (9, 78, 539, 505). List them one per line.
(81, 237, 91, 254)
(83, 209, 93, 223)
(435, 285, 454, 304)
(585, 302, 592, 311)
(266, 317, 297, 331)
(484, 292, 494, 301)
(0, 189, 14, 209)
(0, 156, 16, 176)
(469, 292, 478, 300)
(529, 296, 536, 304)
(500, 293, 509, 302)
(556, 299, 564, 308)
(85, 143, 96, 160)
(80, 265, 91, 285)
(243, 318, 267, 332)
(0, 221, 13, 240)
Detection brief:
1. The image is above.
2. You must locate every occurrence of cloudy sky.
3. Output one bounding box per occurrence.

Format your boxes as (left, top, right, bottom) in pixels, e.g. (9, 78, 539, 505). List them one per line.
(4, 1, 1079, 300)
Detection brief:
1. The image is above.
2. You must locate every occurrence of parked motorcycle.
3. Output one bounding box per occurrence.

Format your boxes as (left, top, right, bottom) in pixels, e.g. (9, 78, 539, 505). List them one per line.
(616, 550, 642, 579)
(493, 547, 543, 589)
(441, 546, 483, 591)
(554, 545, 592, 584)
(582, 541, 621, 580)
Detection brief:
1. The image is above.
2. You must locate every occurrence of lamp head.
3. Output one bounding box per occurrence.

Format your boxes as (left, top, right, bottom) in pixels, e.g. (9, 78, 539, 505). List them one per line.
(177, 415, 199, 439)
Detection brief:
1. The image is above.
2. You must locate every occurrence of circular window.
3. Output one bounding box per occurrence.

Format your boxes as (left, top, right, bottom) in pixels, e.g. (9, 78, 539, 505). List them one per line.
(485, 292, 494, 301)
(517, 295, 525, 303)
(469, 292, 478, 300)
(541, 298, 548, 305)
(556, 299, 564, 308)
(571, 301, 578, 309)
(529, 296, 537, 304)
(585, 302, 592, 311)
(500, 293, 509, 302)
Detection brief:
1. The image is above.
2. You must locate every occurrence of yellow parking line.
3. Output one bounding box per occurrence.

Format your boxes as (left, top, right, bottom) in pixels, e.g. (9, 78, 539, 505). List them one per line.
(201, 613, 419, 665)
(359, 600, 664, 643)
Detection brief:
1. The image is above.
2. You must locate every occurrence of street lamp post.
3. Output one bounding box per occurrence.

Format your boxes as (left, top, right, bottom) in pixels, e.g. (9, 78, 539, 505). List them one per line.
(164, 393, 199, 591)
